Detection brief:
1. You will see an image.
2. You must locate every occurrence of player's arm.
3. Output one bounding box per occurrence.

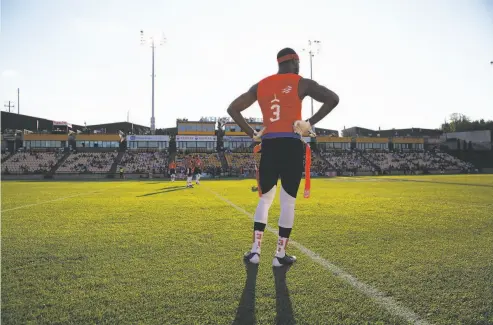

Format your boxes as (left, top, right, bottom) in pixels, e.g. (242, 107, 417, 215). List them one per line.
(226, 84, 258, 138)
(299, 78, 339, 126)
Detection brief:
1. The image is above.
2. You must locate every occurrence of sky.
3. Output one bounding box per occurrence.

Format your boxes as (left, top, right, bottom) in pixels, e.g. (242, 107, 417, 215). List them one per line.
(1, 0, 492, 133)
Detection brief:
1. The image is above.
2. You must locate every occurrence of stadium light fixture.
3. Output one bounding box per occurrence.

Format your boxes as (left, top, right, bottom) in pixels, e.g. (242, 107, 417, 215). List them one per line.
(303, 40, 321, 117)
(140, 30, 166, 135)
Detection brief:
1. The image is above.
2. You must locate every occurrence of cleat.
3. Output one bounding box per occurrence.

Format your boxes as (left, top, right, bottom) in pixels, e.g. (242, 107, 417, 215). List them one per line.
(272, 254, 297, 267)
(244, 251, 260, 264)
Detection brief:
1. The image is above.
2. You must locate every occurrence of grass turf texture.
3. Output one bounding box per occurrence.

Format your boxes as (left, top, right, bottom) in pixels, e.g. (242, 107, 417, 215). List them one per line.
(1, 175, 492, 324)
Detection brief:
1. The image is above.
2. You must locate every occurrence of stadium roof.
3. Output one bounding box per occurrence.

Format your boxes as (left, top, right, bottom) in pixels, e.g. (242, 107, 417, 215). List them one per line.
(342, 126, 442, 137)
(85, 121, 150, 134)
(177, 119, 216, 124)
(1, 111, 83, 133)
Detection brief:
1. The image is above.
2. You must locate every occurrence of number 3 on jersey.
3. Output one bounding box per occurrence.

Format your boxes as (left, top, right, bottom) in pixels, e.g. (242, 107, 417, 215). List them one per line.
(270, 94, 281, 122)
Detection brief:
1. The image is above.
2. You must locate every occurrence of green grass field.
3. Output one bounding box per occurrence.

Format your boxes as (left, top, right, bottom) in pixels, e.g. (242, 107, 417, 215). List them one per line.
(2, 175, 493, 324)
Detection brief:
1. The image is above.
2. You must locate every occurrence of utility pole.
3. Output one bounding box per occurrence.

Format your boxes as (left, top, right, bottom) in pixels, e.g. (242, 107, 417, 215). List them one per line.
(140, 30, 166, 135)
(17, 88, 20, 114)
(303, 40, 321, 116)
(4, 101, 15, 113)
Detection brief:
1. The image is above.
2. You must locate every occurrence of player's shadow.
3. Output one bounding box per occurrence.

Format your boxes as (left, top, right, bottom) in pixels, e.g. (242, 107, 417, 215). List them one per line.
(158, 185, 186, 191)
(232, 262, 259, 325)
(273, 265, 296, 325)
(136, 186, 187, 197)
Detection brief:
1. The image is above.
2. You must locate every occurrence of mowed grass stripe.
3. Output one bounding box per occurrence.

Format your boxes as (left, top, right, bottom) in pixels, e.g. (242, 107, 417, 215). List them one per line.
(205, 186, 432, 325)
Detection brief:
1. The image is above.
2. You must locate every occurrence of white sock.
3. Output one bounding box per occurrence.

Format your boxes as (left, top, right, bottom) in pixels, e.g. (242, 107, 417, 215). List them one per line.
(275, 236, 289, 258)
(251, 230, 263, 254)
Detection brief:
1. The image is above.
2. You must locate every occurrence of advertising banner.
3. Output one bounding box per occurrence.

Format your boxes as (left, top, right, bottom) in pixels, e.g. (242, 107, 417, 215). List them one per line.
(176, 135, 217, 142)
(53, 121, 72, 128)
(223, 136, 252, 142)
(127, 135, 170, 141)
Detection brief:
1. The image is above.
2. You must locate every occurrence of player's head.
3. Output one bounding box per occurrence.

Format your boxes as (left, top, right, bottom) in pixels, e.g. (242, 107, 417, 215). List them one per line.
(277, 48, 300, 74)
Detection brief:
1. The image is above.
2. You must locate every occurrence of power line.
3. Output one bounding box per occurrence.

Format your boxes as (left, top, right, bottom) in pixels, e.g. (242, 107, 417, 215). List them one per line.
(4, 101, 15, 113)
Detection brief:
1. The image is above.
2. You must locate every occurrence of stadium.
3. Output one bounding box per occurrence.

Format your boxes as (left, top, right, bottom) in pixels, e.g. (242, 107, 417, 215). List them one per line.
(2, 111, 492, 180)
(2, 1, 493, 324)
(2, 109, 493, 324)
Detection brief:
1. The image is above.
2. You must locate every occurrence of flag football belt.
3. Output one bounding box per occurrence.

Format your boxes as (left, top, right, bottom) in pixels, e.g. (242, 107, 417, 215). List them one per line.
(253, 139, 311, 199)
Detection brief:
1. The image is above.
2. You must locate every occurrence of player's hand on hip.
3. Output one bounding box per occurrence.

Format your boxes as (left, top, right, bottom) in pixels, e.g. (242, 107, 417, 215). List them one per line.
(293, 120, 316, 137)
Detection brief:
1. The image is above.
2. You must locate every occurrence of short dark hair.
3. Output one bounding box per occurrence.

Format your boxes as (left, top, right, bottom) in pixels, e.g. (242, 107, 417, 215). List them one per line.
(277, 48, 298, 60)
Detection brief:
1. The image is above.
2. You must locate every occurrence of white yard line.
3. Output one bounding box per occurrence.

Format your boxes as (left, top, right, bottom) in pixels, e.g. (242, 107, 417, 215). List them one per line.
(206, 187, 431, 325)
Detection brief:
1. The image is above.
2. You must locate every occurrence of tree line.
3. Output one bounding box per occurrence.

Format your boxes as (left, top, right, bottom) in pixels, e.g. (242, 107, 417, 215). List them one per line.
(441, 113, 493, 133)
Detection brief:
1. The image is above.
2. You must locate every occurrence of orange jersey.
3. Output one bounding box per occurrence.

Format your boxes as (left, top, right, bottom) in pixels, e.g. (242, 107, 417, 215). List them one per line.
(169, 162, 176, 169)
(257, 73, 302, 136)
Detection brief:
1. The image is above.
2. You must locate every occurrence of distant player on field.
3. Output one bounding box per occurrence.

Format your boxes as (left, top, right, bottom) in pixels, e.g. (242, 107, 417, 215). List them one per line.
(227, 47, 339, 267)
(169, 160, 176, 182)
(194, 157, 202, 185)
(186, 162, 194, 188)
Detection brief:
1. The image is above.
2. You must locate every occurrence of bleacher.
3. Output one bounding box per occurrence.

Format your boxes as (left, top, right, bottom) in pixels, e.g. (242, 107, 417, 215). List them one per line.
(176, 153, 222, 173)
(310, 150, 330, 174)
(0, 113, 483, 177)
(2, 152, 64, 174)
(118, 152, 168, 174)
(57, 152, 117, 173)
(220, 148, 477, 174)
(363, 151, 474, 171)
(435, 152, 475, 170)
(319, 150, 374, 172)
(224, 153, 260, 172)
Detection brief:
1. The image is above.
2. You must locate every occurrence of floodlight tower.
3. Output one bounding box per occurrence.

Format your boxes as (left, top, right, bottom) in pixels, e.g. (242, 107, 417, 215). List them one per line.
(140, 30, 166, 135)
(303, 40, 321, 116)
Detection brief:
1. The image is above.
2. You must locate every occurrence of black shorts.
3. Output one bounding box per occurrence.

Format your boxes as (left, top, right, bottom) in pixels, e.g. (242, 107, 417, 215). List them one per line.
(169, 169, 175, 175)
(258, 137, 304, 198)
(194, 167, 201, 175)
